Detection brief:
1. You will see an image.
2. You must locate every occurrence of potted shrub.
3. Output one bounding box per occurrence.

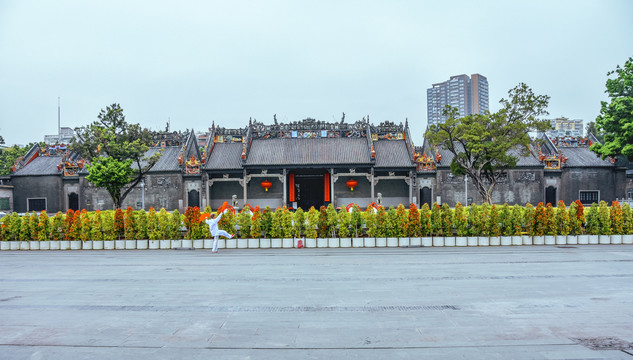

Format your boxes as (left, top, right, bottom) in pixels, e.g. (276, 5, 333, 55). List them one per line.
(113, 208, 125, 249)
(521, 203, 534, 245)
(454, 203, 468, 246)
(569, 200, 585, 244)
(135, 210, 149, 249)
(408, 203, 421, 247)
(543, 203, 556, 245)
(89, 210, 103, 249)
(622, 203, 633, 244)
(419, 203, 432, 246)
(304, 207, 321, 248)
(102, 210, 116, 249)
(123, 207, 137, 249)
(610, 201, 623, 244)
(597, 201, 611, 244)
(146, 207, 160, 249)
(73, 210, 90, 250)
(555, 201, 570, 245)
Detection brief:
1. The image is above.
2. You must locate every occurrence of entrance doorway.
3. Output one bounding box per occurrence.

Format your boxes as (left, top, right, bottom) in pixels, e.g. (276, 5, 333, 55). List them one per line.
(420, 187, 432, 208)
(188, 190, 200, 208)
(68, 192, 79, 211)
(545, 186, 557, 205)
(293, 174, 325, 210)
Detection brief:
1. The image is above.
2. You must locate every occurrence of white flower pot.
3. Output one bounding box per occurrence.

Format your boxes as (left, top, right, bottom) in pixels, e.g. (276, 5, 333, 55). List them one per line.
(422, 237, 433, 247)
(387, 237, 398, 247)
(611, 235, 622, 244)
(10, 241, 20, 250)
(352, 238, 364, 247)
(137, 240, 148, 249)
(376, 238, 387, 247)
(1, 242, 10, 251)
(28, 241, 40, 250)
(522, 236, 533, 245)
(444, 237, 456, 247)
(339, 238, 351, 248)
(328, 238, 340, 248)
(171, 240, 183, 248)
(20, 241, 30, 250)
(61, 240, 71, 250)
(577, 235, 589, 244)
(399, 237, 410, 247)
(533, 236, 544, 245)
(489, 237, 500, 246)
(305, 238, 316, 248)
(181, 239, 192, 248)
(93, 241, 104, 250)
(104, 240, 115, 250)
(70, 241, 82, 250)
(432, 237, 444, 246)
(294, 238, 304, 248)
(316, 238, 328, 248)
(239, 238, 251, 248)
(409, 237, 421, 247)
(149, 240, 159, 249)
(217, 239, 226, 249)
(455, 237, 467, 247)
(115, 240, 125, 249)
(478, 237, 489, 246)
(467, 237, 478, 246)
(39, 241, 50, 250)
(83, 240, 93, 250)
(511, 236, 522, 246)
(588, 235, 599, 244)
(567, 236, 578, 245)
(125, 240, 136, 249)
(226, 239, 237, 248)
(193, 239, 204, 249)
(203, 239, 213, 248)
(622, 234, 633, 244)
(544, 236, 555, 245)
(248, 238, 260, 248)
(599, 235, 611, 245)
(282, 238, 294, 248)
(555, 236, 567, 245)
(500, 236, 511, 246)
(159, 239, 171, 249)
(364, 237, 376, 247)
(260, 238, 271, 248)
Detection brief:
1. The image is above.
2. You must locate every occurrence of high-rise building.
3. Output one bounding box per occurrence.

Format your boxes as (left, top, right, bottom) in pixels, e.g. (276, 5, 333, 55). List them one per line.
(545, 117, 584, 138)
(427, 74, 489, 126)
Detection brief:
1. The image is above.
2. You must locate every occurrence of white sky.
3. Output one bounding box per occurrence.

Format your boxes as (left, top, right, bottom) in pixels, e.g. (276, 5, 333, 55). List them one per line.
(1, 0, 632, 147)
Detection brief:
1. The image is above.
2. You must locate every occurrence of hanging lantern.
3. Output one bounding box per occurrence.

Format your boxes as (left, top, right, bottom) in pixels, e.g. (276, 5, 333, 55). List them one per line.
(261, 180, 272, 191)
(346, 179, 358, 191)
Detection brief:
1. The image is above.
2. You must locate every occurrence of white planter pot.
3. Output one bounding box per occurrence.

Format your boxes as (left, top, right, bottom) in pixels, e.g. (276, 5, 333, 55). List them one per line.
(20, 241, 30, 250)
(269, 238, 280, 248)
(217, 239, 226, 249)
(352, 238, 364, 247)
(93, 241, 104, 250)
(238, 238, 250, 249)
(489, 237, 500, 246)
(316, 238, 328, 248)
(555, 236, 567, 245)
(115, 240, 125, 249)
(577, 235, 589, 245)
(1, 241, 10, 251)
(104, 240, 115, 250)
(611, 235, 622, 244)
(181, 239, 193, 248)
(599, 235, 611, 244)
(399, 237, 410, 247)
(61, 240, 71, 250)
(50, 241, 60, 250)
(83, 240, 93, 250)
(248, 238, 260, 248)
(432, 237, 444, 246)
(422, 237, 433, 247)
(409, 237, 421, 247)
(137, 240, 148, 249)
(282, 238, 294, 248)
(29, 241, 40, 250)
(567, 235, 578, 245)
(328, 238, 340, 248)
(149, 240, 159, 249)
(226, 239, 237, 249)
(10, 241, 20, 250)
(467, 237, 478, 246)
(305, 238, 316, 248)
(70, 241, 82, 250)
(203, 239, 213, 249)
(544, 236, 555, 245)
(455, 237, 467, 247)
(192, 239, 203, 249)
(500, 236, 511, 246)
(294, 238, 304, 248)
(533, 236, 545, 245)
(622, 234, 633, 244)
(522, 236, 533, 245)
(125, 240, 136, 249)
(588, 235, 599, 244)
(376, 238, 387, 247)
(387, 237, 398, 247)
(444, 237, 456, 247)
(478, 237, 489, 246)
(511, 236, 522, 246)
(39, 241, 50, 250)
(159, 239, 171, 249)
(364, 237, 376, 247)
(171, 240, 183, 248)
(260, 238, 271, 248)
(339, 238, 351, 248)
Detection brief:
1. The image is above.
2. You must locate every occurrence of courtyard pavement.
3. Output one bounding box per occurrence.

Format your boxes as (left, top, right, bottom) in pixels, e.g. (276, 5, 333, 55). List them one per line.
(1, 246, 632, 359)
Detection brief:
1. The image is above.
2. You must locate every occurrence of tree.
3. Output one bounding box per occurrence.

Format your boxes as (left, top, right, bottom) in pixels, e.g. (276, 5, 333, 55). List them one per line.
(585, 121, 604, 143)
(71, 104, 161, 208)
(591, 57, 633, 161)
(425, 83, 550, 204)
(0, 143, 33, 175)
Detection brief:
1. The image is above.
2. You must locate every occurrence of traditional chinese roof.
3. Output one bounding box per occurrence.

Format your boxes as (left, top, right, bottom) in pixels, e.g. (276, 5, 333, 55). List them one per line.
(373, 140, 415, 168)
(145, 146, 182, 172)
(205, 143, 244, 170)
(11, 156, 64, 176)
(245, 138, 372, 167)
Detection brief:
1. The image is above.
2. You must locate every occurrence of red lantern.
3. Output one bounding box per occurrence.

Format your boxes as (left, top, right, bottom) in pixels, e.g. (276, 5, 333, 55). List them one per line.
(346, 179, 358, 191)
(261, 180, 272, 191)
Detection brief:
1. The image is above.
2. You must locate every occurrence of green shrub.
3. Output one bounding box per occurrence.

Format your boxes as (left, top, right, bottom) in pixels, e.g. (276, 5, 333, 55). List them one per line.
(36, 211, 50, 241)
(79, 210, 92, 241)
(261, 206, 273, 238)
(454, 203, 468, 236)
(467, 205, 482, 236)
(326, 204, 338, 238)
(364, 207, 378, 237)
(419, 203, 431, 236)
(50, 211, 64, 240)
(350, 205, 363, 237)
(8, 212, 21, 241)
(544, 203, 556, 236)
(522, 203, 535, 236)
(585, 203, 600, 235)
(555, 201, 571, 236)
(533, 203, 546, 236)
(338, 208, 351, 238)
(375, 206, 388, 237)
(385, 206, 397, 237)
(124, 207, 136, 240)
(270, 208, 283, 238)
(407, 203, 421, 237)
(440, 203, 453, 236)
(219, 210, 236, 238)
(135, 210, 148, 240)
(597, 201, 611, 235)
(147, 208, 160, 240)
(510, 205, 523, 236)
(305, 206, 319, 239)
(499, 204, 513, 236)
(250, 207, 262, 238)
(622, 203, 632, 234)
(237, 210, 252, 238)
(610, 201, 623, 235)
(91, 211, 104, 241)
(430, 202, 442, 236)
(292, 208, 305, 238)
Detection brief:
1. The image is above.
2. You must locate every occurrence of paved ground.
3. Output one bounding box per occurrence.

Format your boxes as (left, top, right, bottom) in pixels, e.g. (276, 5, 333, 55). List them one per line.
(1, 246, 632, 359)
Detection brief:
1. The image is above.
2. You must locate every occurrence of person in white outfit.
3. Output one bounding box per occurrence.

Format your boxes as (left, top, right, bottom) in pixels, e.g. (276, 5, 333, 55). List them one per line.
(205, 212, 233, 253)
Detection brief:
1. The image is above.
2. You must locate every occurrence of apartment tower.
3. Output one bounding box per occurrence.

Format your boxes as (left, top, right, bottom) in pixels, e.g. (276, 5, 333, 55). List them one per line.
(427, 74, 489, 126)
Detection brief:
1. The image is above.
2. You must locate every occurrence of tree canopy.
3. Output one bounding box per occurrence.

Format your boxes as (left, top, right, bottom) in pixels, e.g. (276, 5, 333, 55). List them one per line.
(71, 104, 161, 209)
(0, 143, 38, 176)
(591, 57, 633, 161)
(425, 83, 550, 205)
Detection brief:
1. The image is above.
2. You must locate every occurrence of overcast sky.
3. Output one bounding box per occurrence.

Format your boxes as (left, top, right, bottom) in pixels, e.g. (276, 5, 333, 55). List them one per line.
(1, 0, 632, 147)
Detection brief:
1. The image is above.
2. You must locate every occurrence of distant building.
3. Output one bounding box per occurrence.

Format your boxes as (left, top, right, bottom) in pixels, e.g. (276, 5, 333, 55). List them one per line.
(427, 74, 489, 126)
(546, 117, 584, 138)
(44, 127, 75, 144)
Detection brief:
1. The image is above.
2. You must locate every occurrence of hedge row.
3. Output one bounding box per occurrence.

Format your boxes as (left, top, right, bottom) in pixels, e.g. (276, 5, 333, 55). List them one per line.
(1, 200, 631, 241)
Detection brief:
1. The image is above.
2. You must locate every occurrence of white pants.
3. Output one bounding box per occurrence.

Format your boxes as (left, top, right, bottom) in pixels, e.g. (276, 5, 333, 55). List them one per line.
(212, 231, 232, 252)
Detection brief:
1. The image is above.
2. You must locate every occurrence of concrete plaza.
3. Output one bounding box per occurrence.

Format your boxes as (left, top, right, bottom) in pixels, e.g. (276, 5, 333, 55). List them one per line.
(1, 246, 632, 359)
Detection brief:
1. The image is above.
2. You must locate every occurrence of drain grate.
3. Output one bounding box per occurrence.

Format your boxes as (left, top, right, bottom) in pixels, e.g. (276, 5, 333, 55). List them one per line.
(572, 337, 633, 350)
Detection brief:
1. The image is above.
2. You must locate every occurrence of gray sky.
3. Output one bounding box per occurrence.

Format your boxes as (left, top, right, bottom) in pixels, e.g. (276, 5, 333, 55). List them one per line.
(1, 0, 632, 147)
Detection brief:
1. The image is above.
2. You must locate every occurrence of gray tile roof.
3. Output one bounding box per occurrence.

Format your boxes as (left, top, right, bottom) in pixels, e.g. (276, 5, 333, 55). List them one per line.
(206, 143, 244, 170)
(431, 143, 542, 168)
(560, 147, 615, 168)
(374, 140, 415, 168)
(12, 156, 62, 176)
(145, 146, 182, 172)
(245, 138, 372, 166)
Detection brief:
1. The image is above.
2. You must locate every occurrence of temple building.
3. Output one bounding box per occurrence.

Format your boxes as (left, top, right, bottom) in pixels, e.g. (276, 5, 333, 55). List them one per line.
(5, 117, 631, 213)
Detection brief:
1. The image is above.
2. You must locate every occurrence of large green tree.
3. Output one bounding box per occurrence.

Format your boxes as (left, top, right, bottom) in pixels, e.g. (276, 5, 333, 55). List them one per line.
(425, 83, 550, 205)
(71, 104, 161, 209)
(591, 57, 633, 161)
(0, 143, 35, 176)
